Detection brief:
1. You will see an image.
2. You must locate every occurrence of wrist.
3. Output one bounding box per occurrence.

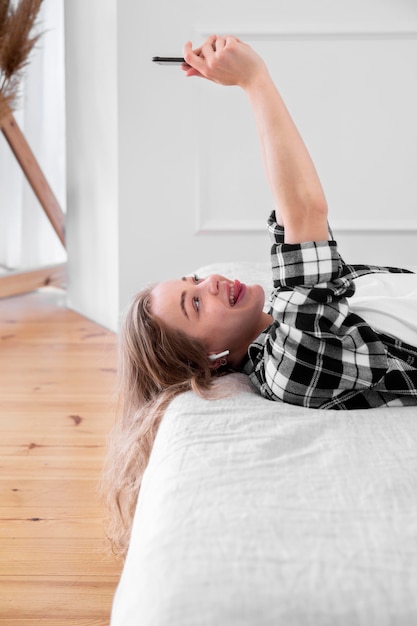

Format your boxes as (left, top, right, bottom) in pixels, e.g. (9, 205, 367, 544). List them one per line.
(241, 67, 274, 96)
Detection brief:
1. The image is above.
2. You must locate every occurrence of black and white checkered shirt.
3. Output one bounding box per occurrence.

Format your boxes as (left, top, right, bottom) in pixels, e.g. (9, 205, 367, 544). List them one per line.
(243, 213, 417, 409)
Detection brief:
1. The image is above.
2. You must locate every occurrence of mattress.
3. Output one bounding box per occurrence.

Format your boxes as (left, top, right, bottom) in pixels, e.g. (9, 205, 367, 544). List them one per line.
(111, 262, 417, 626)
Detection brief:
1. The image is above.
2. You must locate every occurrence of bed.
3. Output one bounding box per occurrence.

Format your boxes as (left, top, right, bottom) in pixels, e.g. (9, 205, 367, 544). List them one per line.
(110, 262, 417, 626)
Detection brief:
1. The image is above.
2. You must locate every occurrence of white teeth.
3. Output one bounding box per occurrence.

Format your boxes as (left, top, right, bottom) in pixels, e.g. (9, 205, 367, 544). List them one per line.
(230, 284, 235, 306)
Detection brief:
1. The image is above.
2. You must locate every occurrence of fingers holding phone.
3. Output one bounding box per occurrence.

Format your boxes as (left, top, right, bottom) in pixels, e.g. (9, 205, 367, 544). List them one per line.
(153, 35, 267, 89)
(182, 35, 267, 88)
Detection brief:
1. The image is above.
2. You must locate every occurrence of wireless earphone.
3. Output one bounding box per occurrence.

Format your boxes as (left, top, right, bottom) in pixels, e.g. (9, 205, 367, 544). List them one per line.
(208, 350, 230, 362)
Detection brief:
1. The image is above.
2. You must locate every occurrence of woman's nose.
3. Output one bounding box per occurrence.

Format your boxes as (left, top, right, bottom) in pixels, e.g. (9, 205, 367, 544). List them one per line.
(207, 275, 220, 295)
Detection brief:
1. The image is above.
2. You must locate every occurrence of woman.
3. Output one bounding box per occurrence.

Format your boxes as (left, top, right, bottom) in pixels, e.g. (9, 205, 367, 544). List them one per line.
(102, 35, 417, 556)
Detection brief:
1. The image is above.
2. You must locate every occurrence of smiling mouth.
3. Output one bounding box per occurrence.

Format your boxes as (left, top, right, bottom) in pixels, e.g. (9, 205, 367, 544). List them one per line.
(229, 280, 245, 306)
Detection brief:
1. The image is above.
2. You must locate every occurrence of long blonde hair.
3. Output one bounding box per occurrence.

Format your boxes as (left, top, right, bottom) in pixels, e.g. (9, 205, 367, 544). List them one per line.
(101, 285, 222, 557)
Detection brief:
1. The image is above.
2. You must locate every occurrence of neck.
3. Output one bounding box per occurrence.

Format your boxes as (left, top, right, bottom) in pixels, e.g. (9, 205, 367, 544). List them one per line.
(230, 311, 273, 370)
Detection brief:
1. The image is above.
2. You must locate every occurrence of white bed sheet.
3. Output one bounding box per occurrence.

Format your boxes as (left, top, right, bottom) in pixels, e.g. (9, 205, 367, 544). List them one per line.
(111, 262, 417, 626)
(112, 373, 417, 626)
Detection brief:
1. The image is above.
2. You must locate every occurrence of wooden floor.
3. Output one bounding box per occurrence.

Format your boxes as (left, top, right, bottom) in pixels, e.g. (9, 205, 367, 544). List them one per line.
(0, 289, 122, 625)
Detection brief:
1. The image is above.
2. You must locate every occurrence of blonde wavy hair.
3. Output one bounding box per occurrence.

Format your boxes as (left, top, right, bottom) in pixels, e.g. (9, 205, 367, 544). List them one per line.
(100, 285, 225, 557)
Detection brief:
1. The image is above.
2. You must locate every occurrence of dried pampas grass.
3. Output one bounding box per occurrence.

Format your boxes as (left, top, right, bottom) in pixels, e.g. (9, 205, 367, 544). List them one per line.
(0, 0, 43, 121)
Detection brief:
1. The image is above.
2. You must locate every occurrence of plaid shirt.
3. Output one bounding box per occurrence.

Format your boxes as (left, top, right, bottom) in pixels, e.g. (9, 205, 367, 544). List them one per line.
(242, 213, 417, 409)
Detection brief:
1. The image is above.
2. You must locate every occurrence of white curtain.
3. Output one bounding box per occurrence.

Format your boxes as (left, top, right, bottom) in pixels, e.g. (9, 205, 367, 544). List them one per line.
(0, 0, 66, 271)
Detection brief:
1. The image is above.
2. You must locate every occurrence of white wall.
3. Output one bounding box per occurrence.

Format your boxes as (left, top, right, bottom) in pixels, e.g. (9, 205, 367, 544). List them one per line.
(65, 0, 417, 331)
(64, 0, 119, 330)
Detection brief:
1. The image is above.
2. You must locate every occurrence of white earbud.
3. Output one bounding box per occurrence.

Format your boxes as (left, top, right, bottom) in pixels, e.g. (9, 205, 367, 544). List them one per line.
(208, 350, 230, 362)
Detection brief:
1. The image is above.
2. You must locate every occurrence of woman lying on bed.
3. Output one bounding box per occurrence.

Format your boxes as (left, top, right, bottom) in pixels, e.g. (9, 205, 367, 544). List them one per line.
(102, 35, 417, 556)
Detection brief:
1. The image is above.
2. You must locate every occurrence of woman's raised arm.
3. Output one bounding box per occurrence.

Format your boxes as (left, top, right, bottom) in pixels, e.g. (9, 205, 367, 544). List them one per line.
(183, 35, 329, 244)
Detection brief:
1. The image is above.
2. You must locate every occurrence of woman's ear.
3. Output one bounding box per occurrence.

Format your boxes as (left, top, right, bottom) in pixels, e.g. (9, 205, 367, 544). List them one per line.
(207, 350, 229, 370)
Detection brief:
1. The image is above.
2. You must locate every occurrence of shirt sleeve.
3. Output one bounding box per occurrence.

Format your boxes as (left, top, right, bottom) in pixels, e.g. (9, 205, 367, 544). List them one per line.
(267, 211, 348, 297)
(250, 212, 389, 408)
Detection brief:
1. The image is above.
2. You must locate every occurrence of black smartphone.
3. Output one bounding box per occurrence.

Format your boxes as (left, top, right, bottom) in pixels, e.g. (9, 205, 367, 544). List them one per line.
(152, 56, 186, 66)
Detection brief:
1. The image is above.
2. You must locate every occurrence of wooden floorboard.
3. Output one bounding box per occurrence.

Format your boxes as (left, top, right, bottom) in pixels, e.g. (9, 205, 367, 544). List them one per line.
(0, 289, 122, 625)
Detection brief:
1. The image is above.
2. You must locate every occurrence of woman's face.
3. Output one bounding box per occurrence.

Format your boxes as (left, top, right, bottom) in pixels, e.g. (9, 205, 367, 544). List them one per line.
(151, 274, 271, 365)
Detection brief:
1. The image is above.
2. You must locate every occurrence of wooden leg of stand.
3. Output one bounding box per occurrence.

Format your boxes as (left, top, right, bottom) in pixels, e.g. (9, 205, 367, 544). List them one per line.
(0, 264, 66, 299)
(0, 111, 66, 248)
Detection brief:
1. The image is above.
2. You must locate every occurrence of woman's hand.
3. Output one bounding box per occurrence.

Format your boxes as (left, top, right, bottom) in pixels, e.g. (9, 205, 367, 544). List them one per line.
(182, 35, 268, 90)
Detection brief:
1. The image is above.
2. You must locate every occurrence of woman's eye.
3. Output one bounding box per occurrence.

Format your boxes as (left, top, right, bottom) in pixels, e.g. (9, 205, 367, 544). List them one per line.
(193, 297, 200, 312)
(193, 274, 200, 283)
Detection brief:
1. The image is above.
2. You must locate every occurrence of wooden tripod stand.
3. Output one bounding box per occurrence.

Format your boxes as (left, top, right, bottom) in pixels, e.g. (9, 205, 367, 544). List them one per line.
(0, 107, 66, 298)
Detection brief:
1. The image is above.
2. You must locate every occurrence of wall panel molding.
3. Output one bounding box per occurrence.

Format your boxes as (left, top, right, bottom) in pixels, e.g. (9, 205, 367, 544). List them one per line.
(195, 26, 417, 40)
(194, 26, 417, 234)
